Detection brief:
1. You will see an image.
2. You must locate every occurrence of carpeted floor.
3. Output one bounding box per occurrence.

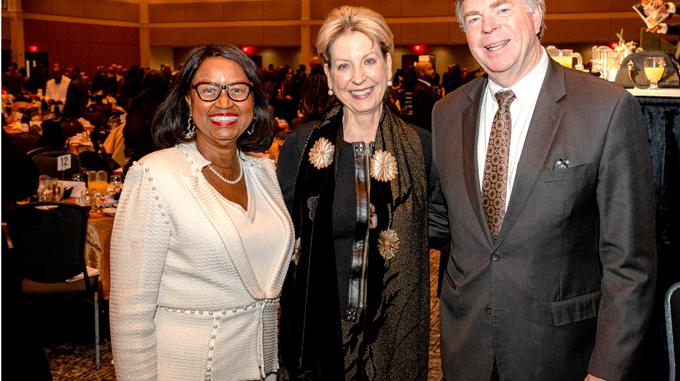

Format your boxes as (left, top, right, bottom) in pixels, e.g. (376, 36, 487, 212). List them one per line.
(41, 249, 444, 381)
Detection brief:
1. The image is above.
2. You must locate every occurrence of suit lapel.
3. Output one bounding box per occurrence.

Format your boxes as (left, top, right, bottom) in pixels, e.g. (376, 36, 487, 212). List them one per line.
(461, 78, 493, 247)
(497, 60, 567, 245)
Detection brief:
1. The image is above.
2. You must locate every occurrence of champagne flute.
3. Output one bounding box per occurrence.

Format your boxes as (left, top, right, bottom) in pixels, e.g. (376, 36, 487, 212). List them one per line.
(644, 57, 666, 90)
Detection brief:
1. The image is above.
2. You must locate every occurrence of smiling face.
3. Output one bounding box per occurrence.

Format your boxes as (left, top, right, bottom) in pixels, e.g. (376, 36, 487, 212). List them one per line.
(324, 31, 392, 119)
(185, 57, 254, 150)
(462, 0, 543, 87)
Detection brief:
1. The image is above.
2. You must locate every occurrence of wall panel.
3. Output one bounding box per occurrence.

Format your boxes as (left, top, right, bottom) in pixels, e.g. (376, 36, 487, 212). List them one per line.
(263, 0, 301, 20)
(224, 26, 264, 46)
(150, 27, 187, 46)
(51, 0, 85, 18)
(402, 0, 449, 17)
(83, 1, 116, 20)
(186, 26, 224, 47)
(263, 25, 299, 46)
(2, 17, 12, 40)
(186, 3, 224, 22)
(224, 2, 264, 21)
(113, 2, 140, 22)
(401, 23, 450, 44)
(149, 3, 187, 23)
(23, 0, 54, 14)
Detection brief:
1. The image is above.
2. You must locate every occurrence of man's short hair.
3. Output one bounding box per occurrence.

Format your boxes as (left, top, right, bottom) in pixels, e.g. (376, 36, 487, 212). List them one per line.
(455, 0, 546, 39)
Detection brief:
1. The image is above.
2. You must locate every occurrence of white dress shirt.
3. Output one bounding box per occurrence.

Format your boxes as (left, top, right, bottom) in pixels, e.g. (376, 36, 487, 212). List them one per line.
(477, 48, 549, 205)
(44, 76, 71, 110)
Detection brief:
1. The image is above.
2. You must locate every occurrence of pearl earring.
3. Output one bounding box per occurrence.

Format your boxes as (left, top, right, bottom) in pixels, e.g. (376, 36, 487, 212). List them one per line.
(328, 89, 334, 96)
(387, 80, 393, 87)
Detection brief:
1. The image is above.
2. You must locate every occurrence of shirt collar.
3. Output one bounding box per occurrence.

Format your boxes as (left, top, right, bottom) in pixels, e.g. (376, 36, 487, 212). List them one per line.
(486, 47, 549, 107)
(417, 78, 432, 87)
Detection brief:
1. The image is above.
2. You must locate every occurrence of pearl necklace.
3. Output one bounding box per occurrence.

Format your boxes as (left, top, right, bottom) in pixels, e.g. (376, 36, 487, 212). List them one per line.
(207, 158, 243, 185)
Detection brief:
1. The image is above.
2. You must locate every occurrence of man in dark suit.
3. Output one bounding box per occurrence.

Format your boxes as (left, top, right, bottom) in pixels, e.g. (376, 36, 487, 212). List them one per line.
(429, 0, 657, 380)
(411, 61, 440, 130)
(63, 65, 90, 120)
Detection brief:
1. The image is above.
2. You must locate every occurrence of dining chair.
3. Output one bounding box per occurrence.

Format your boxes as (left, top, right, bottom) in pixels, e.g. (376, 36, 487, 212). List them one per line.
(6, 202, 100, 369)
(26, 146, 59, 158)
(11, 131, 41, 153)
(32, 151, 81, 179)
(667, 282, 680, 381)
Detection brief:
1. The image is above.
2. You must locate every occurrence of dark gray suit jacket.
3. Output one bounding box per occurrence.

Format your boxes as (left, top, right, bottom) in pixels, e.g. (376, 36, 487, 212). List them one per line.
(412, 81, 439, 131)
(429, 59, 657, 381)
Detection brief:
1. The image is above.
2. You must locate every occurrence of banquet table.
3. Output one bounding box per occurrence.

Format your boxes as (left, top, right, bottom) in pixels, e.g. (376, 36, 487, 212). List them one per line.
(85, 212, 114, 300)
(60, 197, 115, 300)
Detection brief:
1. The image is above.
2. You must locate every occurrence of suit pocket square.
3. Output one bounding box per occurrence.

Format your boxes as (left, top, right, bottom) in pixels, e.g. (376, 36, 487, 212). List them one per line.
(549, 289, 601, 326)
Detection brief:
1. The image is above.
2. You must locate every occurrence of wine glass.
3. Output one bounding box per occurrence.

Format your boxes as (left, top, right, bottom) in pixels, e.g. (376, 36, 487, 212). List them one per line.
(644, 57, 666, 90)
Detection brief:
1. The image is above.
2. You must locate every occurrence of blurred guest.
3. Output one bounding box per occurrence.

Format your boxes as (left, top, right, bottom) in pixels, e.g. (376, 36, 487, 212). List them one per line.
(162, 63, 173, 85)
(293, 64, 307, 84)
(443, 64, 464, 95)
(276, 6, 430, 380)
(442, 64, 455, 88)
(110, 43, 292, 381)
(91, 65, 106, 94)
(44, 64, 71, 114)
(124, 65, 143, 100)
(104, 65, 118, 96)
(3, 63, 24, 97)
(122, 70, 168, 177)
(63, 65, 90, 120)
(294, 73, 334, 127)
(411, 61, 439, 130)
(26, 63, 47, 93)
(275, 66, 299, 126)
(309, 56, 324, 76)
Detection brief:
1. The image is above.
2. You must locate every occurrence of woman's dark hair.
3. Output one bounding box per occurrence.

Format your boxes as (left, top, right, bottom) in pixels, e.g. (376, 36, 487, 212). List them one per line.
(142, 70, 169, 98)
(153, 43, 274, 153)
(278, 65, 292, 84)
(300, 74, 334, 121)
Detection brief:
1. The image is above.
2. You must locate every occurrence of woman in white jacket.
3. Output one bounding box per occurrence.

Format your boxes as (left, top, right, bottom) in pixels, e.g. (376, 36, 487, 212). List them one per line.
(110, 43, 293, 381)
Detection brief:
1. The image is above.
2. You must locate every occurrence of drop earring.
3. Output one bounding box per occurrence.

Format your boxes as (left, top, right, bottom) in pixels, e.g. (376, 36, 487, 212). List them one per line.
(185, 115, 196, 139)
(328, 89, 334, 96)
(247, 116, 256, 135)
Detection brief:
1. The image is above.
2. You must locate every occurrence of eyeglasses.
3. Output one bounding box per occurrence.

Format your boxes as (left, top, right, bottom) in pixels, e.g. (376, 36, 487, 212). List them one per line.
(191, 81, 254, 102)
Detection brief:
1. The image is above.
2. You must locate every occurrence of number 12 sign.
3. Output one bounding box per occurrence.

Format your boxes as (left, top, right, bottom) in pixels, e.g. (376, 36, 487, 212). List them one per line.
(57, 155, 72, 171)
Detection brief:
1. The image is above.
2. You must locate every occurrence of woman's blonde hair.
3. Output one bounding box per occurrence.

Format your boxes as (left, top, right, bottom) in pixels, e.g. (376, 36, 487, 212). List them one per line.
(316, 6, 394, 65)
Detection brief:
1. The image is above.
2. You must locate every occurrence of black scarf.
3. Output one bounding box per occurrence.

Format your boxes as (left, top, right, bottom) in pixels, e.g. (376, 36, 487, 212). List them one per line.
(279, 102, 430, 381)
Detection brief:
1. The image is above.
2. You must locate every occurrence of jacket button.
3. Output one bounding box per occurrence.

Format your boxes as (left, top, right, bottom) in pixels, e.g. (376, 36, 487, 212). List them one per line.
(485, 307, 492, 315)
(491, 253, 500, 261)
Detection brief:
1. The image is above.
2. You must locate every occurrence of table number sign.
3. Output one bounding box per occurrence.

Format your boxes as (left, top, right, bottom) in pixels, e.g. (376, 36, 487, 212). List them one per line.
(57, 154, 72, 171)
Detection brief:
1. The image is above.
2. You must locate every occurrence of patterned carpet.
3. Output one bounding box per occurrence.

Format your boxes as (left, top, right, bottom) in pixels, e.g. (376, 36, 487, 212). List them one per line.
(42, 249, 444, 381)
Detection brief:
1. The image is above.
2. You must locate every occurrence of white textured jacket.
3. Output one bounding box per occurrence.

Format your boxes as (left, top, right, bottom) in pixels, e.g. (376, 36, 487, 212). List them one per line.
(110, 142, 294, 381)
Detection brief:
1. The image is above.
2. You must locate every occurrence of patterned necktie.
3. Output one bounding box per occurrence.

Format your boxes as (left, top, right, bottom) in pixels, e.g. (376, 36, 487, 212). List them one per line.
(482, 90, 516, 241)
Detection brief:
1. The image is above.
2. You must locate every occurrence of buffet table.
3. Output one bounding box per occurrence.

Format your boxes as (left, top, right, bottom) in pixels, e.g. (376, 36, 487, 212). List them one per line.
(629, 89, 680, 294)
